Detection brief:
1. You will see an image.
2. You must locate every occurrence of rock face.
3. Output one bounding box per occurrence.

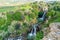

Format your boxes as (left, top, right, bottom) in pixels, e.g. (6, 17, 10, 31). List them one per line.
(42, 23, 60, 40)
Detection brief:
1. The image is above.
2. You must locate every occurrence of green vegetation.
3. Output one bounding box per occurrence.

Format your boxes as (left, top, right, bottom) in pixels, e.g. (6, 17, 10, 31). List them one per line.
(36, 31, 44, 40)
(0, 1, 60, 40)
(0, 6, 17, 12)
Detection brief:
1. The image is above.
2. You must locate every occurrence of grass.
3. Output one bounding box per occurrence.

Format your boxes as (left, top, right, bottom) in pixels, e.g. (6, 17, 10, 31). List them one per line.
(0, 6, 16, 12)
(0, 4, 31, 12)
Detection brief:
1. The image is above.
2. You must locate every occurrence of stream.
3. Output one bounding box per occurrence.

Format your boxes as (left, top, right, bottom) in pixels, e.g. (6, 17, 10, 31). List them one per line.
(27, 9, 47, 40)
(4, 8, 48, 40)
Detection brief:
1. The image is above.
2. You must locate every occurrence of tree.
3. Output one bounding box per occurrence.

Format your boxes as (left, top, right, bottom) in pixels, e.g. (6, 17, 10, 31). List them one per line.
(15, 23, 21, 35)
(13, 11, 25, 21)
(15, 23, 20, 30)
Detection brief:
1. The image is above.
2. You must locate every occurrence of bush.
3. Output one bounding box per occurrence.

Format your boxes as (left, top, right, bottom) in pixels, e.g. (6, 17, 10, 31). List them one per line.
(13, 11, 25, 21)
(36, 31, 44, 40)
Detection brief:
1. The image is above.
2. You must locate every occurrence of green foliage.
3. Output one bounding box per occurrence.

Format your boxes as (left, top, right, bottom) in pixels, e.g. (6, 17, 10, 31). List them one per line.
(25, 16, 30, 22)
(23, 22, 28, 27)
(36, 31, 44, 40)
(0, 36, 3, 40)
(0, 1, 60, 40)
(0, 6, 16, 12)
(0, 18, 6, 26)
(29, 13, 35, 19)
(15, 23, 20, 30)
(13, 11, 25, 21)
(47, 10, 55, 17)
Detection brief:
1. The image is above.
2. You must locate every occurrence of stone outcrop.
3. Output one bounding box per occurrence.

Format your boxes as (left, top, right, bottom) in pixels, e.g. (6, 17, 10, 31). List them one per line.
(42, 23, 60, 40)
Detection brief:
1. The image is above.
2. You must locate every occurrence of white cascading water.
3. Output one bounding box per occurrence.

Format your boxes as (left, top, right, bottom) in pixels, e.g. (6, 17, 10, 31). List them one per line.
(39, 11, 46, 21)
(28, 25, 36, 37)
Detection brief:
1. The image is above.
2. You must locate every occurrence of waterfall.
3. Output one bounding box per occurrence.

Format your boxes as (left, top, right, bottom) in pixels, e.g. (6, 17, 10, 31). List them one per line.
(42, 12, 46, 18)
(28, 25, 36, 36)
(39, 11, 47, 21)
(28, 8, 48, 40)
(31, 25, 36, 36)
(27, 24, 37, 40)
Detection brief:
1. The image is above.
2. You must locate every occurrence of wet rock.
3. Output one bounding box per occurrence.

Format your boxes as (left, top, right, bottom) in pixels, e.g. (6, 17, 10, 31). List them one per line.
(42, 23, 60, 40)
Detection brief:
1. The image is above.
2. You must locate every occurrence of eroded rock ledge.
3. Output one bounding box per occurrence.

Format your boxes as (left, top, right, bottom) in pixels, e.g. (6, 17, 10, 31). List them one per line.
(42, 23, 60, 40)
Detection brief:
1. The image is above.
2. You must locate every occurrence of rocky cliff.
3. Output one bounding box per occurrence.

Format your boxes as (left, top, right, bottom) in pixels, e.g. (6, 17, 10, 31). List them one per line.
(42, 23, 60, 40)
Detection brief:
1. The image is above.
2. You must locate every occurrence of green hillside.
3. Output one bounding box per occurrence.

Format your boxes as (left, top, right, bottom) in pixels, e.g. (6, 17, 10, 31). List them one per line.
(0, 1, 60, 40)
